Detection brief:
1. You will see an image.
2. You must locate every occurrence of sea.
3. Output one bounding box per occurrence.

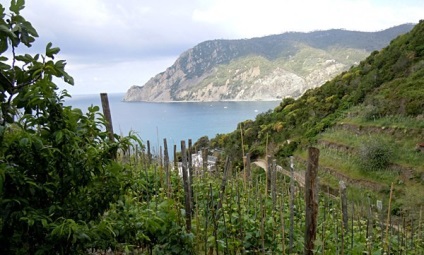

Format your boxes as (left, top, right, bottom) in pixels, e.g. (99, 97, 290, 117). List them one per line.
(64, 93, 280, 152)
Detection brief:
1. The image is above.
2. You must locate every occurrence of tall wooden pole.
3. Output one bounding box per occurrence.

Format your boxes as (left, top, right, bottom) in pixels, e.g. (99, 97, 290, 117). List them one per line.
(266, 155, 272, 195)
(181, 141, 192, 232)
(100, 93, 114, 142)
(173, 144, 178, 171)
(202, 148, 208, 173)
(339, 180, 348, 254)
(147, 140, 152, 166)
(272, 159, 277, 209)
(289, 156, 295, 253)
(340, 180, 348, 231)
(304, 147, 320, 255)
(245, 152, 251, 182)
(163, 138, 170, 196)
(188, 139, 194, 213)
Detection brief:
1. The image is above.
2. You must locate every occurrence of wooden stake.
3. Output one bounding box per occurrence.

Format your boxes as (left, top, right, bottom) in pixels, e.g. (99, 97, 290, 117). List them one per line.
(173, 144, 178, 171)
(217, 157, 230, 212)
(289, 156, 295, 254)
(240, 122, 245, 159)
(100, 93, 114, 142)
(181, 140, 192, 232)
(384, 182, 394, 253)
(304, 147, 319, 255)
(202, 148, 208, 174)
(147, 140, 152, 166)
(236, 184, 245, 254)
(245, 152, 251, 183)
(266, 133, 269, 157)
(340, 180, 348, 231)
(188, 139, 194, 213)
(266, 155, 272, 195)
(163, 138, 170, 196)
(272, 159, 277, 209)
(339, 180, 347, 254)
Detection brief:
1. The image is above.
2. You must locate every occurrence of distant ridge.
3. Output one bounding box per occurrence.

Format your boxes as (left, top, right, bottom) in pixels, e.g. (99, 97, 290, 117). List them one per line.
(124, 24, 414, 102)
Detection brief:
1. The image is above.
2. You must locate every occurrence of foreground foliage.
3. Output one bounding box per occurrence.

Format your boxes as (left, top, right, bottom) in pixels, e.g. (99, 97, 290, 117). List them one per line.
(0, 1, 135, 254)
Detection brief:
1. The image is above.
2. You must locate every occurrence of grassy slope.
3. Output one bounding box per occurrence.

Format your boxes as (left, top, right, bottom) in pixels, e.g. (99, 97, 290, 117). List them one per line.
(294, 22, 424, 212)
(289, 21, 424, 212)
(303, 113, 424, 209)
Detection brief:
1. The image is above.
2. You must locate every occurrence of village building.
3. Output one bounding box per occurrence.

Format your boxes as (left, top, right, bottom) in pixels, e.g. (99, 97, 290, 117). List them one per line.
(177, 151, 217, 176)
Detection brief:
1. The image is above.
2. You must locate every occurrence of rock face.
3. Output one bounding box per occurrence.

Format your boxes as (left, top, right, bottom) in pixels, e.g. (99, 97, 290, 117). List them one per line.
(124, 24, 414, 102)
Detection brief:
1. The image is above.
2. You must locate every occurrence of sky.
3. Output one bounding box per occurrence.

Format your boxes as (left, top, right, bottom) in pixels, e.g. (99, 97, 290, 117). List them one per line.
(3, 0, 423, 95)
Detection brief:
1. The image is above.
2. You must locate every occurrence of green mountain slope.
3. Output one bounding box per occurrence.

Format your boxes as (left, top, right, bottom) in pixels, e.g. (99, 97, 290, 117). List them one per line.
(209, 20, 424, 210)
(124, 24, 414, 102)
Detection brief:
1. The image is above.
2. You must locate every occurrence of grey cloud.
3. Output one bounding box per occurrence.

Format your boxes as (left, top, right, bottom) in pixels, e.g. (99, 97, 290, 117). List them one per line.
(21, 0, 226, 64)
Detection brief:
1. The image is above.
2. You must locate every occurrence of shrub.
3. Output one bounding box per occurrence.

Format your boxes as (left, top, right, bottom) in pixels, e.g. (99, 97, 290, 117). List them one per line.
(357, 138, 393, 171)
(362, 105, 383, 121)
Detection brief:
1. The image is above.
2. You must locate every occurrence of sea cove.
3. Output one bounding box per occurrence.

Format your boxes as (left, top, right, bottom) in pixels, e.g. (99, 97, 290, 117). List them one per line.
(65, 93, 280, 152)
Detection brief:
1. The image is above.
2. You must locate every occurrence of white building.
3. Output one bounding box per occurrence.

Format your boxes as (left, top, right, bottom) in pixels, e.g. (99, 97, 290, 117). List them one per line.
(178, 151, 217, 176)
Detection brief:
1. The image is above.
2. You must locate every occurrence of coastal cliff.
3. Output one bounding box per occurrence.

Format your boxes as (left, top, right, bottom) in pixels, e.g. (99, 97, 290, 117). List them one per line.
(124, 24, 414, 102)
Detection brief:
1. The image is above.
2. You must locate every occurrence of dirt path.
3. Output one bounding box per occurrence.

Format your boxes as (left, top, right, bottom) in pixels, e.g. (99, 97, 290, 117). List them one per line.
(253, 159, 342, 198)
(253, 159, 305, 187)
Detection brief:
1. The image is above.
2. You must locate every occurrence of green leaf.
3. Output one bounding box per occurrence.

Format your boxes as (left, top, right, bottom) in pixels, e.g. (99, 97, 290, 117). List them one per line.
(0, 35, 8, 54)
(22, 20, 38, 37)
(0, 24, 17, 38)
(0, 61, 11, 71)
(10, 0, 25, 14)
(63, 73, 74, 85)
(19, 137, 29, 147)
(46, 42, 60, 59)
(15, 53, 33, 63)
(41, 219, 48, 228)
(19, 28, 35, 47)
(55, 130, 63, 143)
(0, 4, 5, 18)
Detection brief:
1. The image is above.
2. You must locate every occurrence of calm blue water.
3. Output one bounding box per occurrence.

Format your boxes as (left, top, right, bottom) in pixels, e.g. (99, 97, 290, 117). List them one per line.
(64, 93, 280, 151)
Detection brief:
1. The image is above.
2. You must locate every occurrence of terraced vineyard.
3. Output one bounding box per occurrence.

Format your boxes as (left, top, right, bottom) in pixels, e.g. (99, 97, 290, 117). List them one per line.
(282, 110, 421, 224)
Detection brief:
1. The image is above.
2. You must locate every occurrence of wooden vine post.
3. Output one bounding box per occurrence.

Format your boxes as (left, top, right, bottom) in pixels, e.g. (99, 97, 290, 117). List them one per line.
(289, 156, 295, 253)
(384, 182, 394, 253)
(100, 93, 114, 142)
(339, 180, 348, 231)
(202, 148, 208, 174)
(181, 140, 192, 232)
(339, 180, 348, 254)
(173, 144, 178, 171)
(163, 139, 170, 196)
(266, 155, 272, 195)
(100, 93, 116, 159)
(304, 147, 320, 255)
(147, 140, 152, 166)
(217, 157, 230, 212)
(245, 152, 251, 183)
(188, 139, 194, 211)
(271, 159, 277, 209)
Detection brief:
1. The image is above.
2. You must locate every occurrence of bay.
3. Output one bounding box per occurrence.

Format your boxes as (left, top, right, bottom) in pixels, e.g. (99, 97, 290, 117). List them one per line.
(65, 93, 280, 152)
